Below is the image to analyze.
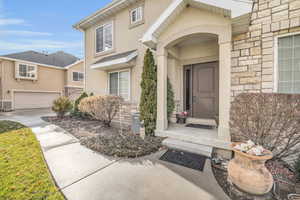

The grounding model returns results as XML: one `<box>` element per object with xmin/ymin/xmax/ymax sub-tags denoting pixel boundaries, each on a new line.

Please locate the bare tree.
<box><xmin>230</xmin><ymin>93</ymin><xmax>300</xmax><ymax>160</ymax></box>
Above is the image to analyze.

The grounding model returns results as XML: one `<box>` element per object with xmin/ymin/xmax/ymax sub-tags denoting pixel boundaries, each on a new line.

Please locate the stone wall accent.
<box><xmin>0</xmin><ymin>101</ymin><xmax>12</xmax><ymax>112</ymax></box>
<box><xmin>231</xmin><ymin>0</ymin><xmax>300</xmax><ymax>99</ymax></box>
<box><xmin>112</xmin><ymin>102</ymin><xmax>138</xmax><ymax>127</ymax></box>
<box><xmin>64</xmin><ymin>87</ymin><xmax>83</xmax><ymax>101</ymax></box>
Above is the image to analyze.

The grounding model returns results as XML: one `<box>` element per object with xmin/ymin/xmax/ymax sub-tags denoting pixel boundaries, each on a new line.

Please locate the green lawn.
<box><xmin>0</xmin><ymin>121</ymin><xmax>65</xmax><ymax>200</ymax></box>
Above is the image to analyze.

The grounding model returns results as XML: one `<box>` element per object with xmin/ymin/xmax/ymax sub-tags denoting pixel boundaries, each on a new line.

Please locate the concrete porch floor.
<box><xmin>156</xmin><ymin>123</ymin><xmax>231</xmax><ymax>150</ymax></box>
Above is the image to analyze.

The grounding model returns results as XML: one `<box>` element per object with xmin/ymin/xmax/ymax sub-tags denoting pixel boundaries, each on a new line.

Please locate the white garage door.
<box><xmin>14</xmin><ymin>92</ymin><xmax>60</xmax><ymax>109</ymax></box>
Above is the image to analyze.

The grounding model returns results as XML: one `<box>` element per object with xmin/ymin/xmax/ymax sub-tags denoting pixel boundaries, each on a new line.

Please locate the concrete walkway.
<box><xmin>0</xmin><ymin>109</ymin><xmax>230</xmax><ymax>200</ymax></box>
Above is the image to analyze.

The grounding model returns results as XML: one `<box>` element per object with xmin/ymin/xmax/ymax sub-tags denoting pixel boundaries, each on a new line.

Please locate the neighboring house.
<box><xmin>74</xmin><ymin>0</ymin><xmax>300</xmax><ymax>150</ymax></box>
<box><xmin>0</xmin><ymin>51</ymin><xmax>84</xmax><ymax>111</ymax></box>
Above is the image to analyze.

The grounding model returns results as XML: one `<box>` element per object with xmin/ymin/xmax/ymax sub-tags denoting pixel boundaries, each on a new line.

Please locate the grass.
<box><xmin>0</xmin><ymin>120</ymin><xmax>65</xmax><ymax>200</ymax></box>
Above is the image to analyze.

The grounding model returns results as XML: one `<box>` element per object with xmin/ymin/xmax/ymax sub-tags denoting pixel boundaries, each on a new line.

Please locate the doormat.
<box><xmin>160</xmin><ymin>149</ymin><xmax>207</xmax><ymax>171</ymax></box>
<box><xmin>186</xmin><ymin>123</ymin><xmax>214</xmax><ymax>129</ymax></box>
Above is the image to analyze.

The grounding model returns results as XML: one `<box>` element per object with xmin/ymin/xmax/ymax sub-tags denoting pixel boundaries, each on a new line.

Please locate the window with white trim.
<box><xmin>109</xmin><ymin>70</ymin><xmax>130</xmax><ymax>100</ymax></box>
<box><xmin>17</xmin><ymin>63</ymin><xmax>37</xmax><ymax>79</ymax></box>
<box><xmin>278</xmin><ymin>34</ymin><xmax>300</xmax><ymax>93</ymax></box>
<box><xmin>72</xmin><ymin>72</ymin><xmax>84</xmax><ymax>82</ymax></box>
<box><xmin>96</xmin><ymin>22</ymin><xmax>113</xmax><ymax>53</ymax></box>
<box><xmin>130</xmin><ymin>6</ymin><xmax>143</xmax><ymax>24</ymax></box>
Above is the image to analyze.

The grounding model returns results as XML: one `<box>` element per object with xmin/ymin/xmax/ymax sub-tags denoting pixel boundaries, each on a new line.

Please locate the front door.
<box><xmin>192</xmin><ymin>62</ymin><xmax>219</xmax><ymax>119</ymax></box>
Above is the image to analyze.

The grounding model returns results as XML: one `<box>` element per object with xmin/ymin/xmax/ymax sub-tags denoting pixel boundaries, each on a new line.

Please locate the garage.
<box><xmin>14</xmin><ymin>91</ymin><xmax>61</xmax><ymax>109</ymax></box>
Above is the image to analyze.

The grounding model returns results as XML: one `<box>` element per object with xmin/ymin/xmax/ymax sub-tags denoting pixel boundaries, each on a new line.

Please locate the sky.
<box><xmin>0</xmin><ymin>0</ymin><xmax>112</xmax><ymax>58</ymax></box>
<box><xmin>0</xmin><ymin>0</ymin><xmax>251</xmax><ymax>59</ymax></box>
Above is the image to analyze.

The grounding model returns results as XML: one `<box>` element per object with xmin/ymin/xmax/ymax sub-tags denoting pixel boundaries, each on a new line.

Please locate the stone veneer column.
<box><xmin>156</xmin><ymin>48</ymin><xmax>168</xmax><ymax>131</ymax></box>
<box><xmin>219</xmin><ymin>41</ymin><xmax>232</xmax><ymax>141</ymax></box>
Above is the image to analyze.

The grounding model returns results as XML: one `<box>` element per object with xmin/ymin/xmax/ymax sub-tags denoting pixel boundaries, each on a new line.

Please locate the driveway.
<box><xmin>0</xmin><ymin>109</ymin><xmax>230</xmax><ymax>200</ymax></box>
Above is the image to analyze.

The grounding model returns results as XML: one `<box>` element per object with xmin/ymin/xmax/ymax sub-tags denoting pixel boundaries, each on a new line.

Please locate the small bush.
<box><xmin>71</xmin><ymin>92</ymin><xmax>89</xmax><ymax>117</ymax></box>
<box><xmin>230</xmin><ymin>93</ymin><xmax>300</xmax><ymax>160</ymax></box>
<box><xmin>78</xmin><ymin>95</ymin><xmax>123</xmax><ymax>127</ymax></box>
<box><xmin>52</xmin><ymin>96</ymin><xmax>72</xmax><ymax>118</ymax></box>
<box><xmin>294</xmin><ymin>155</ymin><xmax>300</xmax><ymax>182</ymax></box>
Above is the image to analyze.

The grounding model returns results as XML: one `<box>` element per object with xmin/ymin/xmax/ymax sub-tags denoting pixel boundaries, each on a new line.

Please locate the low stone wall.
<box><xmin>0</xmin><ymin>100</ymin><xmax>12</xmax><ymax>112</ymax></box>
<box><xmin>112</xmin><ymin>102</ymin><xmax>138</xmax><ymax>127</ymax></box>
<box><xmin>65</xmin><ymin>87</ymin><xmax>83</xmax><ymax>101</ymax></box>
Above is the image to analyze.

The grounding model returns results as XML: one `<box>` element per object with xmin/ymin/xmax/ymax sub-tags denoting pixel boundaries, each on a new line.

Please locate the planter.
<box><xmin>176</xmin><ymin>114</ymin><xmax>187</xmax><ymax>124</ymax></box>
<box><xmin>228</xmin><ymin>142</ymin><xmax>274</xmax><ymax>195</ymax></box>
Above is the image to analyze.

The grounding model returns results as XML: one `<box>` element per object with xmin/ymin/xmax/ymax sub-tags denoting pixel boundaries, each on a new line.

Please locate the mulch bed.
<box><xmin>211</xmin><ymin>150</ymin><xmax>298</xmax><ymax>200</ymax></box>
<box><xmin>42</xmin><ymin>116</ymin><xmax>164</xmax><ymax>158</ymax></box>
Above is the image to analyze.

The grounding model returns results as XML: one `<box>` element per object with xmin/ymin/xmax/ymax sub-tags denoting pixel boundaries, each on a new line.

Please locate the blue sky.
<box><xmin>0</xmin><ymin>0</ymin><xmax>112</xmax><ymax>58</ymax></box>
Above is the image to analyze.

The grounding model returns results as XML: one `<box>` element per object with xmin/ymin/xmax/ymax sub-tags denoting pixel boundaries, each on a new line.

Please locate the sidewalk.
<box><xmin>0</xmin><ymin>109</ymin><xmax>230</xmax><ymax>200</ymax></box>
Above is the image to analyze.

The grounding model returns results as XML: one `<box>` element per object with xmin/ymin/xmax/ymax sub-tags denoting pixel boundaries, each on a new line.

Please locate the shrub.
<box><xmin>71</xmin><ymin>92</ymin><xmax>89</xmax><ymax>117</ymax></box>
<box><xmin>78</xmin><ymin>95</ymin><xmax>123</xmax><ymax>127</ymax></box>
<box><xmin>294</xmin><ymin>155</ymin><xmax>300</xmax><ymax>182</ymax></box>
<box><xmin>140</xmin><ymin>49</ymin><xmax>157</xmax><ymax>136</ymax></box>
<box><xmin>167</xmin><ymin>77</ymin><xmax>175</xmax><ymax>121</ymax></box>
<box><xmin>52</xmin><ymin>96</ymin><xmax>73</xmax><ymax>118</ymax></box>
<box><xmin>230</xmin><ymin>93</ymin><xmax>300</xmax><ymax>160</ymax></box>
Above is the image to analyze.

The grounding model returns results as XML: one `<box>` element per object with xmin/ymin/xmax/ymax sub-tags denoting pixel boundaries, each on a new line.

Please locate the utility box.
<box><xmin>131</xmin><ymin>112</ymin><xmax>140</xmax><ymax>135</ymax></box>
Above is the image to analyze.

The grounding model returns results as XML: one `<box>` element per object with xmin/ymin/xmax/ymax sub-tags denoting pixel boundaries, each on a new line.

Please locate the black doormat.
<box><xmin>160</xmin><ymin>149</ymin><xmax>207</xmax><ymax>171</ymax></box>
<box><xmin>186</xmin><ymin>123</ymin><xmax>214</xmax><ymax>129</ymax></box>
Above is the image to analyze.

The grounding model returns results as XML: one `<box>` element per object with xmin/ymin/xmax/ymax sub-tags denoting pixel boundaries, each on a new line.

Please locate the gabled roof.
<box><xmin>1</xmin><ymin>51</ymin><xmax>80</xmax><ymax>68</ymax></box>
<box><xmin>141</xmin><ymin>0</ymin><xmax>252</xmax><ymax>48</ymax></box>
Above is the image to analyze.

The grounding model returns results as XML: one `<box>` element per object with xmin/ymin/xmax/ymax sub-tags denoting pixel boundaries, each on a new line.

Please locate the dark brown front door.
<box><xmin>192</xmin><ymin>62</ymin><xmax>219</xmax><ymax>119</ymax></box>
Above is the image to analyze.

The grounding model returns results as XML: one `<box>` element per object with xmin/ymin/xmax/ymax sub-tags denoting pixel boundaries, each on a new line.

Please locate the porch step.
<box><xmin>162</xmin><ymin>138</ymin><xmax>213</xmax><ymax>157</ymax></box>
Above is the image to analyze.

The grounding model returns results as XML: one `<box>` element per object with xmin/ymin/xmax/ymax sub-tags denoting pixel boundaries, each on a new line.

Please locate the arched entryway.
<box><xmin>155</xmin><ymin>26</ymin><xmax>232</xmax><ymax>143</ymax></box>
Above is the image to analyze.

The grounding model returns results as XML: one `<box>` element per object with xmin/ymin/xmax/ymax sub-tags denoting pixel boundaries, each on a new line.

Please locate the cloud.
<box><xmin>0</xmin><ymin>18</ymin><xmax>26</xmax><ymax>26</ymax></box>
<box><xmin>0</xmin><ymin>39</ymin><xmax>82</xmax><ymax>51</ymax></box>
<box><xmin>0</xmin><ymin>30</ymin><xmax>52</xmax><ymax>36</ymax></box>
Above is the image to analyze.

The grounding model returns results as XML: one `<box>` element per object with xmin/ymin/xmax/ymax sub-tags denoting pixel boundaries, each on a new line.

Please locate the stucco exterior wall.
<box><xmin>231</xmin><ymin>0</ymin><xmax>300</xmax><ymax>98</ymax></box>
<box><xmin>66</xmin><ymin>61</ymin><xmax>84</xmax><ymax>87</ymax></box>
<box><xmin>84</xmin><ymin>0</ymin><xmax>173</xmax><ymax>104</ymax></box>
<box><xmin>1</xmin><ymin>59</ymin><xmax>65</xmax><ymax>101</ymax></box>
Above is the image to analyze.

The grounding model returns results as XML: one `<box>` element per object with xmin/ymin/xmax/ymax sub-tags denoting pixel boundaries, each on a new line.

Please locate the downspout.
<box><xmin>0</xmin><ymin>59</ymin><xmax>3</xmax><ymax>109</ymax></box>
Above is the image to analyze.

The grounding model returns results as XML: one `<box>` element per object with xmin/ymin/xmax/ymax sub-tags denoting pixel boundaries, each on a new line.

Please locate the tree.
<box><xmin>140</xmin><ymin>49</ymin><xmax>157</xmax><ymax>136</ymax></box>
<box><xmin>167</xmin><ymin>77</ymin><xmax>175</xmax><ymax>120</ymax></box>
<box><xmin>71</xmin><ymin>92</ymin><xmax>89</xmax><ymax>117</ymax></box>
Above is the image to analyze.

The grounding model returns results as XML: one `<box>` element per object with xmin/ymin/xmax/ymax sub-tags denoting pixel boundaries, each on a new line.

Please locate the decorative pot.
<box><xmin>228</xmin><ymin>142</ymin><xmax>274</xmax><ymax>195</ymax></box>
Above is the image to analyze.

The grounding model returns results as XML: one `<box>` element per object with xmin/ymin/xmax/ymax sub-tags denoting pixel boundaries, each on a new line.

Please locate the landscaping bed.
<box><xmin>0</xmin><ymin>120</ymin><xmax>64</xmax><ymax>200</ymax></box>
<box><xmin>211</xmin><ymin>150</ymin><xmax>297</xmax><ymax>200</ymax></box>
<box><xmin>42</xmin><ymin>116</ymin><xmax>164</xmax><ymax>158</ymax></box>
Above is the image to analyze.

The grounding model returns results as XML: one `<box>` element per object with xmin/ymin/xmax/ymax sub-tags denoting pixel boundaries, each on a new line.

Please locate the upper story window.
<box><xmin>109</xmin><ymin>70</ymin><xmax>130</xmax><ymax>101</ymax></box>
<box><xmin>96</xmin><ymin>22</ymin><xmax>113</xmax><ymax>53</ymax></box>
<box><xmin>130</xmin><ymin>6</ymin><xmax>143</xmax><ymax>24</ymax></box>
<box><xmin>277</xmin><ymin>34</ymin><xmax>300</xmax><ymax>93</ymax></box>
<box><xmin>16</xmin><ymin>63</ymin><xmax>37</xmax><ymax>80</ymax></box>
<box><xmin>73</xmin><ymin>72</ymin><xmax>84</xmax><ymax>82</ymax></box>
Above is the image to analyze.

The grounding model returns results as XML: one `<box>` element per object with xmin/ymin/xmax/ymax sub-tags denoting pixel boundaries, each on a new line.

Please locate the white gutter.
<box><xmin>64</xmin><ymin>59</ymin><xmax>83</xmax><ymax>69</ymax></box>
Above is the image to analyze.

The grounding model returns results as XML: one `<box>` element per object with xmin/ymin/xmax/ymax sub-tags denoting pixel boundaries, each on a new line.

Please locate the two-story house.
<box><xmin>74</xmin><ymin>0</ymin><xmax>300</xmax><ymax>153</ymax></box>
<box><xmin>0</xmin><ymin>51</ymin><xmax>84</xmax><ymax>111</ymax></box>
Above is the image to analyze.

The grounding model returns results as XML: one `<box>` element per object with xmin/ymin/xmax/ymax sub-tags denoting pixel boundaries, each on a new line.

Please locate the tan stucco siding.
<box><xmin>1</xmin><ymin>59</ymin><xmax>65</xmax><ymax>100</ymax></box>
<box><xmin>66</xmin><ymin>61</ymin><xmax>84</xmax><ymax>87</ymax></box>
<box><xmin>157</xmin><ymin>7</ymin><xmax>232</xmax><ymax>46</ymax></box>
<box><xmin>84</xmin><ymin>0</ymin><xmax>173</xmax><ymax>103</ymax></box>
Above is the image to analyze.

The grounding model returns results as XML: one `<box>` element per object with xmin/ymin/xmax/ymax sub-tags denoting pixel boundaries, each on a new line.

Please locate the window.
<box><xmin>277</xmin><ymin>34</ymin><xmax>300</xmax><ymax>93</ymax></box>
<box><xmin>130</xmin><ymin>6</ymin><xmax>143</xmax><ymax>24</ymax></box>
<box><xmin>109</xmin><ymin>70</ymin><xmax>130</xmax><ymax>100</ymax></box>
<box><xmin>73</xmin><ymin>72</ymin><xmax>84</xmax><ymax>81</ymax></box>
<box><xmin>96</xmin><ymin>22</ymin><xmax>113</xmax><ymax>53</ymax></box>
<box><xmin>17</xmin><ymin>63</ymin><xmax>37</xmax><ymax>79</ymax></box>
